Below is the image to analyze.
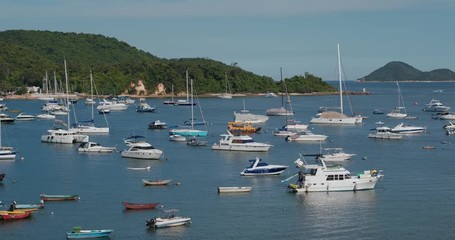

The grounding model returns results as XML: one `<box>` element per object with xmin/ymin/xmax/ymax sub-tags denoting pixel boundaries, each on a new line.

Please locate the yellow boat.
<box><xmin>227</xmin><ymin>122</ymin><xmax>261</xmax><ymax>135</ymax></box>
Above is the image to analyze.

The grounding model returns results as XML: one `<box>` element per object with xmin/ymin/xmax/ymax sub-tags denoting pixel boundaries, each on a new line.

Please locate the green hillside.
<box><xmin>359</xmin><ymin>61</ymin><xmax>455</xmax><ymax>81</ymax></box>
<box><xmin>0</xmin><ymin>30</ymin><xmax>335</xmax><ymax>95</ymax></box>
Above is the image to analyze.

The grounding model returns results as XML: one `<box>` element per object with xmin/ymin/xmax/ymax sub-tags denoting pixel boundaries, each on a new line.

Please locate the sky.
<box><xmin>1</xmin><ymin>0</ymin><xmax>454</xmax><ymax>81</ymax></box>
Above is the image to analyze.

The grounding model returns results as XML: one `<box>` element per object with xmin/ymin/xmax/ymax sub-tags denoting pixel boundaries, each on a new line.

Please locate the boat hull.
<box><xmin>147</xmin><ymin>217</ymin><xmax>192</xmax><ymax>228</ymax></box>
<box><xmin>169</xmin><ymin>129</ymin><xmax>208</xmax><ymax>137</ymax></box>
<box><xmin>0</xmin><ymin>211</ymin><xmax>32</xmax><ymax>220</ymax></box>
<box><xmin>310</xmin><ymin>116</ymin><xmax>362</xmax><ymax>125</ymax></box>
<box><xmin>40</xmin><ymin>194</ymin><xmax>80</xmax><ymax>201</ymax></box>
<box><xmin>122</xmin><ymin>202</ymin><xmax>159</xmax><ymax>210</ymax></box>
<box><xmin>240</xmin><ymin>167</ymin><xmax>287</xmax><ymax>176</ymax></box>
<box><xmin>211</xmin><ymin>144</ymin><xmax>271</xmax><ymax>152</ymax></box>
<box><xmin>142</xmin><ymin>179</ymin><xmax>172</xmax><ymax>186</ymax></box>
<box><xmin>121</xmin><ymin>150</ymin><xmax>163</xmax><ymax>160</ymax></box>
<box><xmin>290</xmin><ymin>178</ymin><xmax>380</xmax><ymax>192</ymax></box>
<box><xmin>218</xmin><ymin>186</ymin><xmax>252</xmax><ymax>193</ymax></box>
<box><xmin>66</xmin><ymin>229</ymin><xmax>113</xmax><ymax>239</ymax></box>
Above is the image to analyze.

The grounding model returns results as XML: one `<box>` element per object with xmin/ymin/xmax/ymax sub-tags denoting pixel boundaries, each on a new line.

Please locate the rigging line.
<box><xmin>92</xmin><ymin>71</ymin><xmax>109</xmax><ymax>127</ymax></box>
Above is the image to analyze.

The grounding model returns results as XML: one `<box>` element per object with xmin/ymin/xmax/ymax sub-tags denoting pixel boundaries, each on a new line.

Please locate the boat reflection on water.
<box><xmin>293</xmin><ymin>191</ymin><xmax>381</xmax><ymax>238</ymax></box>
<box><xmin>294</xmin><ymin>191</ymin><xmax>380</xmax><ymax>208</ymax></box>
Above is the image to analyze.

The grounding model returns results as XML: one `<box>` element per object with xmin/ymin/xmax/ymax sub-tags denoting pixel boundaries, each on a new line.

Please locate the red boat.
<box><xmin>0</xmin><ymin>210</ymin><xmax>32</xmax><ymax>220</ymax></box>
<box><xmin>122</xmin><ymin>202</ymin><xmax>160</xmax><ymax>210</ymax></box>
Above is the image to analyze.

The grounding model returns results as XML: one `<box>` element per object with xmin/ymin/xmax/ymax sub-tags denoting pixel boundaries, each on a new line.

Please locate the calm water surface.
<box><xmin>1</xmin><ymin>82</ymin><xmax>455</xmax><ymax>239</ymax></box>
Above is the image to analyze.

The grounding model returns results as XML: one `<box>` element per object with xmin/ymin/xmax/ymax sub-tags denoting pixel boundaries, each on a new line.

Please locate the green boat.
<box><xmin>40</xmin><ymin>194</ymin><xmax>80</xmax><ymax>201</ymax></box>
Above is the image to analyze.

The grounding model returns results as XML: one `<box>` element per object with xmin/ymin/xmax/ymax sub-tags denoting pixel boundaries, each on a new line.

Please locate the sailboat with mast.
<box><xmin>41</xmin><ymin>60</ymin><xmax>89</xmax><ymax>144</ymax></box>
<box><xmin>310</xmin><ymin>44</ymin><xmax>363</xmax><ymax>125</ymax></box>
<box><xmin>266</xmin><ymin>68</ymin><xmax>294</xmax><ymax>116</ymax></box>
<box><xmin>174</xmin><ymin>70</ymin><xmax>196</xmax><ymax>106</ymax></box>
<box><xmin>0</xmin><ymin>120</ymin><xmax>16</xmax><ymax>160</ymax></box>
<box><xmin>163</xmin><ymin>84</ymin><xmax>176</xmax><ymax>105</ymax></box>
<box><xmin>71</xmin><ymin>71</ymin><xmax>109</xmax><ymax>133</ymax></box>
<box><xmin>169</xmin><ymin>78</ymin><xmax>208</xmax><ymax>137</ymax></box>
<box><xmin>218</xmin><ymin>72</ymin><xmax>233</xmax><ymax>99</ymax></box>
<box><xmin>386</xmin><ymin>81</ymin><xmax>415</xmax><ymax>119</ymax></box>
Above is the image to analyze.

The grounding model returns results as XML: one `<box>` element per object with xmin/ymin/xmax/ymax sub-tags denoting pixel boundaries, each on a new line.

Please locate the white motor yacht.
<box><xmin>41</xmin><ymin>129</ymin><xmax>89</xmax><ymax>144</ymax></box>
<box><xmin>121</xmin><ymin>142</ymin><xmax>163</xmax><ymax>160</ymax></box>
<box><xmin>319</xmin><ymin>148</ymin><xmax>356</xmax><ymax>162</ymax></box>
<box><xmin>15</xmin><ymin>112</ymin><xmax>35</xmax><ymax>121</ymax></box>
<box><xmin>212</xmin><ymin>131</ymin><xmax>272</xmax><ymax>152</ymax></box>
<box><xmin>285</xmin><ymin>131</ymin><xmax>328</xmax><ymax>142</ymax></box>
<box><xmin>368</xmin><ymin>126</ymin><xmax>404</xmax><ymax>139</ymax></box>
<box><xmin>422</xmin><ymin>99</ymin><xmax>450</xmax><ymax>112</ymax></box>
<box><xmin>390</xmin><ymin>123</ymin><xmax>426</xmax><ymax>134</ymax></box>
<box><xmin>146</xmin><ymin>210</ymin><xmax>191</xmax><ymax>228</ymax></box>
<box><xmin>287</xmin><ymin>154</ymin><xmax>384</xmax><ymax>192</ymax></box>
<box><xmin>78</xmin><ymin>142</ymin><xmax>116</xmax><ymax>153</ymax></box>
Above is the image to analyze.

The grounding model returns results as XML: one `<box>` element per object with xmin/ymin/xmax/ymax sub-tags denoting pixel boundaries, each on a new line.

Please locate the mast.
<box><xmin>90</xmin><ymin>70</ymin><xmax>94</xmax><ymax>121</ymax></box>
<box><xmin>190</xmin><ymin>78</ymin><xmax>194</xmax><ymax>129</ymax></box>
<box><xmin>53</xmin><ymin>71</ymin><xmax>58</xmax><ymax>95</ymax></box>
<box><xmin>64</xmin><ymin>59</ymin><xmax>70</xmax><ymax>130</ymax></box>
<box><xmin>185</xmin><ymin>70</ymin><xmax>189</xmax><ymax>102</ymax></box>
<box><xmin>337</xmin><ymin>43</ymin><xmax>343</xmax><ymax>114</ymax></box>
<box><xmin>280</xmin><ymin>70</ymin><xmax>284</xmax><ymax>108</ymax></box>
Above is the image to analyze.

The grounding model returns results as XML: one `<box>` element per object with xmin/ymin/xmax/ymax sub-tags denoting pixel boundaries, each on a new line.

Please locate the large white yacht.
<box><xmin>390</xmin><ymin>123</ymin><xmax>426</xmax><ymax>134</ymax></box>
<box><xmin>422</xmin><ymin>99</ymin><xmax>450</xmax><ymax>112</ymax></box>
<box><xmin>212</xmin><ymin>131</ymin><xmax>272</xmax><ymax>152</ymax></box>
<box><xmin>287</xmin><ymin>154</ymin><xmax>384</xmax><ymax>192</ymax></box>
<box><xmin>41</xmin><ymin>128</ymin><xmax>89</xmax><ymax>144</ymax></box>
<box><xmin>368</xmin><ymin>126</ymin><xmax>404</xmax><ymax>139</ymax></box>
<box><xmin>121</xmin><ymin>141</ymin><xmax>163</xmax><ymax>160</ymax></box>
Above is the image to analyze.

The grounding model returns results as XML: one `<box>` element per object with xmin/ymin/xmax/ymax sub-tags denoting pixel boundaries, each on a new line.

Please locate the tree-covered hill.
<box><xmin>0</xmin><ymin>30</ymin><xmax>336</xmax><ymax>95</ymax></box>
<box><xmin>359</xmin><ymin>61</ymin><xmax>455</xmax><ymax>81</ymax></box>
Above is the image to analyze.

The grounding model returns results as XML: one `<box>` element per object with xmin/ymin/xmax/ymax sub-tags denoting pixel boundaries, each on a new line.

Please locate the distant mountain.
<box><xmin>358</xmin><ymin>61</ymin><xmax>455</xmax><ymax>81</ymax></box>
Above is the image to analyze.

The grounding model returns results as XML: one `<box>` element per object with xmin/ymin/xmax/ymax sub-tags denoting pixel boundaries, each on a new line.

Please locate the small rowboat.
<box><xmin>66</xmin><ymin>228</ymin><xmax>113</xmax><ymax>239</ymax></box>
<box><xmin>122</xmin><ymin>202</ymin><xmax>160</xmax><ymax>210</ymax></box>
<box><xmin>127</xmin><ymin>166</ymin><xmax>151</xmax><ymax>171</ymax></box>
<box><xmin>0</xmin><ymin>210</ymin><xmax>32</xmax><ymax>220</ymax></box>
<box><xmin>40</xmin><ymin>194</ymin><xmax>80</xmax><ymax>201</ymax></box>
<box><xmin>218</xmin><ymin>186</ymin><xmax>252</xmax><ymax>193</ymax></box>
<box><xmin>142</xmin><ymin>179</ymin><xmax>172</xmax><ymax>186</ymax></box>
<box><xmin>422</xmin><ymin>145</ymin><xmax>436</xmax><ymax>150</ymax></box>
<box><xmin>15</xmin><ymin>202</ymin><xmax>45</xmax><ymax>210</ymax></box>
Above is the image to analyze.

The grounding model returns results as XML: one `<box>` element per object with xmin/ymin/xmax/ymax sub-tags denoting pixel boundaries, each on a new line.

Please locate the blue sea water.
<box><xmin>1</xmin><ymin>81</ymin><xmax>455</xmax><ymax>239</ymax></box>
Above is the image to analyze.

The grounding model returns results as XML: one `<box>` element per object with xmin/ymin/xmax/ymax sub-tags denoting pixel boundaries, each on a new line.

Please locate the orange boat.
<box><xmin>227</xmin><ymin>122</ymin><xmax>261</xmax><ymax>135</ymax></box>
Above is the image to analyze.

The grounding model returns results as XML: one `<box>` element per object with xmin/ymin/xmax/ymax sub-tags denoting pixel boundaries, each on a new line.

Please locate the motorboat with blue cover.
<box><xmin>240</xmin><ymin>157</ymin><xmax>288</xmax><ymax>176</ymax></box>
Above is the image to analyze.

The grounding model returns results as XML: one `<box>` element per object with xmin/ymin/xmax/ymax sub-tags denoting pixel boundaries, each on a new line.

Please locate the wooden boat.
<box><xmin>122</xmin><ymin>201</ymin><xmax>160</xmax><ymax>210</ymax></box>
<box><xmin>0</xmin><ymin>210</ymin><xmax>32</xmax><ymax>220</ymax></box>
<box><xmin>66</xmin><ymin>228</ymin><xmax>113</xmax><ymax>239</ymax></box>
<box><xmin>217</xmin><ymin>186</ymin><xmax>252</xmax><ymax>193</ymax></box>
<box><xmin>40</xmin><ymin>194</ymin><xmax>80</xmax><ymax>201</ymax></box>
<box><xmin>142</xmin><ymin>179</ymin><xmax>172</xmax><ymax>186</ymax></box>
<box><xmin>127</xmin><ymin>166</ymin><xmax>151</xmax><ymax>171</ymax></box>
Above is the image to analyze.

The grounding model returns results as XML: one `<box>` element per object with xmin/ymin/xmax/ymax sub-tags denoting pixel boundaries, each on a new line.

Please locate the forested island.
<box><xmin>0</xmin><ymin>30</ymin><xmax>336</xmax><ymax>96</ymax></box>
<box><xmin>359</xmin><ymin>61</ymin><xmax>455</xmax><ymax>82</ymax></box>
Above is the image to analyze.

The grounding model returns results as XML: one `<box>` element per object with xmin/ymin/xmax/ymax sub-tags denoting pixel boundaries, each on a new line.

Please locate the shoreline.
<box><xmin>2</xmin><ymin>91</ymin><xmax>370</xmax><ymax>100</ymax></box>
